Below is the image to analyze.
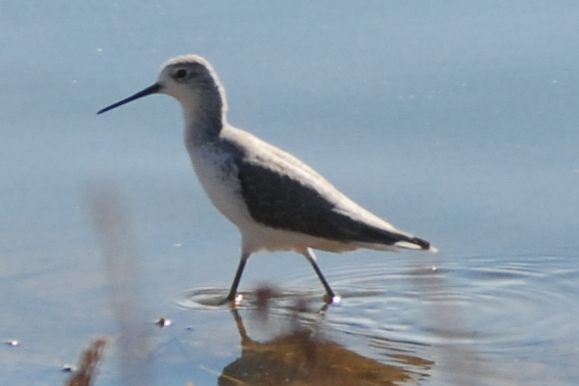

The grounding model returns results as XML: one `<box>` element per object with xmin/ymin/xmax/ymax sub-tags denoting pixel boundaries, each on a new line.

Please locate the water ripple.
<box><xmin>174</xmin><ymin>252</ymin><xmax>579</xmax><ymax>384</ymax></box>
<box><xmin>175</xmin><ymin>253</ymin><xmax>579</xmax><ymax>348</ymax></box>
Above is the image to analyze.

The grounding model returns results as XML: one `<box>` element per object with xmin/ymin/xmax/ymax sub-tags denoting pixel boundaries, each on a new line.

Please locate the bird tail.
<box><xmin>394</xmin><ymin>237</ymin><xmax>438</xmax><ymax>253</ymax></box>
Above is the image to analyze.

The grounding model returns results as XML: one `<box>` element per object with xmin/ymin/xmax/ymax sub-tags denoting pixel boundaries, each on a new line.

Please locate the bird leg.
<box><xmin>303</xmin><ymin>248</ymin><xmax>337</xmax><ymax>303</ymax></box>
<box><xmin>225</xmin><ymin>251</ymin><xmax>250</xmax><ymax>302</ymax></box>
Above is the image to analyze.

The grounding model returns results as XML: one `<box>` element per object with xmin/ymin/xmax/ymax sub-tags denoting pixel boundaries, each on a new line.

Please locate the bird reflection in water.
<box><xmin>219</xmin><ymin>289</ymin><xmax>432</xmax><ymax>386</ymax></box>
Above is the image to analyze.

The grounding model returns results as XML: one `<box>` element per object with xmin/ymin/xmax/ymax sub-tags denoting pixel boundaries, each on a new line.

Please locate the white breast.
<box><xmin>189</xmin><ymin>143</ymin><xmax>252</xmax><ymax>229</ymax></box>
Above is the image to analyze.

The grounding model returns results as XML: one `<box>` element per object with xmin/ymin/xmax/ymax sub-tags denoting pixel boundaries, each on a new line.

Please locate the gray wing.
<box><xmin>235</xmin><ymin>153</ymin><xmax>430</xmax><ymax>250</ymax></box>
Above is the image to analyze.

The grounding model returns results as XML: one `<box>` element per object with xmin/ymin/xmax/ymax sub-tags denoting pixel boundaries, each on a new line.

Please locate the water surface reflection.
<box><xmin>219</xmin><ymin>303</ymin><xmax>432</xmax><ymax>386</ymax></box>
<box><xmin>179</xmin><ymin>250</ymin><xmax>579</xmax><ymax>385</ymax></box>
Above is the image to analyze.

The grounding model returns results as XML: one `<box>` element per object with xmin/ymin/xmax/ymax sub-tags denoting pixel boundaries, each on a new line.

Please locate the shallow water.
<box><xmin>172</xmin><ymin>248</ymin><xmax>579</xmax><ymax>385</ymax></box>
<box><xmin>2</xmin><ymin>1</ymin><xmax>579</xmax><ymax>385</ymax></box>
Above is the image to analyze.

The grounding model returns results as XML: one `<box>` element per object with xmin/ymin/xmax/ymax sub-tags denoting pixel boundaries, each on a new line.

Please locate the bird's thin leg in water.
<box><xmin>303</xmin><ymin>248</ymin><xmax>336</xmax><ymax>302</ymax></box>
<box><xmin>226</xmin><ymin>251</ymin><xmax>251</xmax><ymax>302</ymax></box>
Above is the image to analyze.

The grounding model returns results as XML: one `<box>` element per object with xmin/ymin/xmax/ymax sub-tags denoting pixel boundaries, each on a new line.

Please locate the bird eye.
<box><xmin>175</xmin><ymin>69</ymin><xmax>188</xmax><ymax>80</ymax></box>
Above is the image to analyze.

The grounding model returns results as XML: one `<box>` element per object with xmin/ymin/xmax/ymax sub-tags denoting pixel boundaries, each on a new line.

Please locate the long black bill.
<box><xmin>97</xmin><ymin>83</ymin><xmax>162</xmax><ymax>115</ymax></box>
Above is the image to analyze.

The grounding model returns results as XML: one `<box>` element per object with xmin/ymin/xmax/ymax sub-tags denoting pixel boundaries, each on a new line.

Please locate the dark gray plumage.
<box><xmin>237</xmin><ymin>160</ymin><xmax>430</xmax><ymax>249</ymax></box>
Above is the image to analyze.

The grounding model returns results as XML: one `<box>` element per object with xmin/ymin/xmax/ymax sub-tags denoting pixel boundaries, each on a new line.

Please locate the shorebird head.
<box><xmin>97</xmin><ymin>55</ymin><xmax>228</xmax><ymax>120</ymax></box>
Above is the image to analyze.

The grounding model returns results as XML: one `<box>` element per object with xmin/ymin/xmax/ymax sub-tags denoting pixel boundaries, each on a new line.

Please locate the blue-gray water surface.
<box><xmin>1</xmin><ymin>1</ymin><xmax>578</xmax><ymax>385</ymax></box>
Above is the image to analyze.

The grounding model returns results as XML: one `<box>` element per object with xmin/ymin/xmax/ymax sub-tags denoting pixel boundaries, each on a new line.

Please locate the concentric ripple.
<box><xmin>174</xmin><ymin>252</ymin><xmax>579</xmax><ymax>383</ymax></box>
<box><xmin>175</xmin><ymin>253</ymin><xmax>579</xmax><ymax>349</ymax></box>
